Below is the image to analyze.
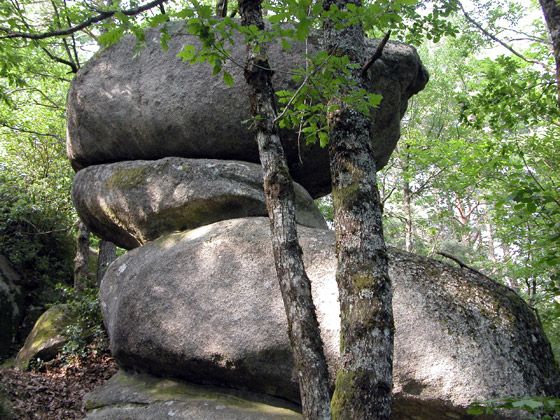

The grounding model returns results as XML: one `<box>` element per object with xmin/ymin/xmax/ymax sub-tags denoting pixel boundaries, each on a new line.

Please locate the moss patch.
<box><xmin>104</xmin><ymin>163</ymin><xmax>163</xmax><ymax>191</ymax></box>
<box><xmin>14</xmin><ymin>305</ymin><xmax>76</xmax><ymax>370</ymax></box>
<box><xmin>85</xmin><ymin>371</ymin><xmax>302</xmax><ymax>418</ymax></box>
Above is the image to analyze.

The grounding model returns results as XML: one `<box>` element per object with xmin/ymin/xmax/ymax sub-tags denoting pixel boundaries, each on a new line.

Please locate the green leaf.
<box><xmin>223</xmin><ymin>71</ymin><xmax>234</xmax><ymax>86</ymax></box>
<box><xmin>318</xmin><ymin>131</ymin><xmax>329</xmax><ymax>147</ymax></box>
<box><xmin>98</xmin><ymin>28</ymin><xmax>124</xmax><ymax>47</ymax></box>
<box><xmin>212</xmin><ymin>60</ymin><xmax>222</xmax><ymax>76</ymax></box>
<box><xmin>149</xmin><ymin>14</ymin><xmax>169</xmax><ymax>28</ymax></box>
<box><xmin>177</xmin><ymin>45</ymin><xmax>196</xmax><ymax>62</ymax></box>
<box><xmin>466</xmin><ymin>406</ymin><xmax>486</xmax><ymax>415</ymax></box>
<box><xmin>512</xmin><ymin>399</ymin><xmax>543</xmax><ymax>410</ymax></box>
<box><xmin>281</xmin><ymin>38</ymin><xmax>292</xmax><ymax>51</ymax></box>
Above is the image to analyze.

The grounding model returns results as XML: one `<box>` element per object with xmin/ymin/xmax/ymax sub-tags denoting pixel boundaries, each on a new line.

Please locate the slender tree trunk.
<box><xmin>324</xmin><ymin>2</ymin><xmax>394</xmax><ymax>418</ymax></box>
<box><xmin>216</xmin><ymin>0</ymin><xmax>228</xmax><ymax>17</ymax></box>
<box><xmin>238</xmin><ymin>1</ymin><xmax>332</xmax><ymax>418</ymax></box>
<box><xmin>96</xmin><ymin>239</ymin><xmax>116</xmax><ymax>286</ymax></box>
<box><xmin>401</xmin><ymin>145</ymin><xmax>413</xmax><ymax>253</ymax></box>
<box><xmin>74</xmin><ymin>220</ymin><xmax>90</xmax><ymax>293</ymax></box>
<box><xmin>539</xmin><ymin>0</ymin><xmax>560</xmax><ymax>105</ymax></box>
<box><xmin>485</xmin><ymin>204</ymin><xmax>496</xmax><ymax>262</ymax></box>
<box><xmin>403</xmin><ymin>180</ymin><xmax>413</xmax><ymax>253</ymax></box>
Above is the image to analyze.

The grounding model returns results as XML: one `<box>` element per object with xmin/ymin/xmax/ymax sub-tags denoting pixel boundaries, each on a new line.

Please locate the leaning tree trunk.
<box><xmin>539</xmin><ymin>0</ymin><xmax>560</xmax><ymax>105</ymax></box>
<box><xmin>238</xmin><ymin>0</ymin><xmax>332</xmax><ymax>418</ymax></box>
<box><xmin>324</xmin><ymin>1</ymin><xmax>394</xmax><ymax>419</ymax></box>
<box><xmin>74</xmin><ymin>220</ymin><xmax>90</xmax><ymax>293</ymax></box>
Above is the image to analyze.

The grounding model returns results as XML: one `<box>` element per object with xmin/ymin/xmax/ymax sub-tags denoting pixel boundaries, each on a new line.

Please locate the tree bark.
<box><xmin>74</xmin><ymin>220</ymin><xmax>90</xmax><ymax>293</ymax></box>
<box><xmin>238</xmin><ymin>1</ymin><xmax>332</xmax><ymax>418</ymax></box>
<box><xmin>402</xmin><ymin>146</ymin><xmax>413</xmax><ymax>253</ymax></box>
<box><xmin>323</xmin><ymin>2</ymin><xmax>394</xmax><ymax>419</ymax></box>
<box><xmin>404</xmin><ymin>179</ymin><xmax>413</xmax><ymax>252</ymax></box>
<box><xmin>539</xmin><ymin>0</ymin><xmax>560</xmax><ymax>105</ymax></box>
<box><xmin>216</xmin><ymin>0</ymin><xmax>228</xmax><ymax>17</ymax></box>
<box><xmin>96</xmin><ymin>239</ymin><xmax>116</xmax><ymax>286</ymax></box>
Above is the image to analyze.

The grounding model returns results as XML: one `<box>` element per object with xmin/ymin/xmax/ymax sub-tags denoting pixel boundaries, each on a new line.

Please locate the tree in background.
<box><xmin>379</xmin><ymin>0</ymin><xmax>560</xmax><ymax>357</ymax></box>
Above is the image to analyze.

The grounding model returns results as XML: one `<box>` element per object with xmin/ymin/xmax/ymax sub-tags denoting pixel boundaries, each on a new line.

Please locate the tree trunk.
<box><xmin>96</xmin><ymin>239</ymin><xmax>116</xmax><ymax>286</ymax></box>
<box><xmin>400</xmin><ymin>145</ymin><xmax>413</xmax><ymax>253</ymax></box>
<box><xmin>324</xmin><ymin>2</ymin><xmax>394</xmax><ymax>419</ymax></box>
<box><xmin>74</xmin><ymin>220</ymin><xmax>90</xmax><ymax>293</ymax></box>
<box><xmin>216</xmin><ymin>0</ymin><xmax>228</xmax><ymax>17</ymax></box>
<box><xmin>238</xmin><ymin>1</ymin><xmax>332</xmax><ymax>418</ymax></box>
<box><xmin>539</xmin><ymin>0</ymin><xmax>560</xmax><ymax>105</ymax></box>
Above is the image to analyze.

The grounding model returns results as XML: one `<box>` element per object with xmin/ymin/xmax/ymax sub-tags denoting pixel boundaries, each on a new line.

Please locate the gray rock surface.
<box><xmin>66</xmin><ymin>24</ymin><xmax>428</xmax><ymax>198</ymax></box>
<box><xmin>0</xmin><ymin>254</ymin><xmax>22</xmax><ymax>359</ymax></box>
<box><xmin>100</xmin><ymin>217</ymin><xmax>560</xmax><ymax>418</ymax></box>
<box><xmin>72</xmin><ymin>157</ymin><xmax>327</xmax><ymax>249</ymax></box>
<box><xmin>14</xmin><ymin>305</ymin><xmax>76</xmax><ymax>369</ymax></box>
<box><xmin>84</xmin><ymin>371</ymin><xmax>302</xmax><ymax>420</ymax></box>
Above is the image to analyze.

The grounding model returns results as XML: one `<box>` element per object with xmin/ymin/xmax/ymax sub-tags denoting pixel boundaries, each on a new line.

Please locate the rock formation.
<box><xmin>99</xmin><ymin>217</ymin><xmax>560</xmax><ymax>419</ymax></box>
<box><xmin>66</xmin><ymin>24</ymin><xmax>428</xmax><ymax>198</ymax></box>
<box><xmin>84</xmin><ymin>371</ymin><xmax>303</xmax><ymax>420</ymax></box>
<box><xmin>72</xmin><ymin>157</ymin><xmax>327</xmax><ymax>249</ymax></box>
<box><xmin>66</xmin><ymin>24</ymin><xmax>559</xmax><ymax>420</ymax></box>
<box><xmin>14</xmin><ymin>305</ymin><xmax>77</xmax><ymax>370</ymax></box>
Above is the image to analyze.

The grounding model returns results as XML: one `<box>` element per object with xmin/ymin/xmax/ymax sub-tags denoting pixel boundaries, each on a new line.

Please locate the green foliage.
<box><xmin>379</xmin><ymin>0</ymin><xmax>560</xmax><ymax>361</ymax></box>
<box><xmin>0</xmin><ymin>168</ymin><xmax>74</xmax><ymax>297</ymax></box>
<box><xmin>468</xmin><ymin>396</ymin><xmax>560</xmax><ymax>419</ymax></box>
<box><xmin>53</xmin><ymin>283</ymin><xmax>108</xmax><ymax>359</ymax></box>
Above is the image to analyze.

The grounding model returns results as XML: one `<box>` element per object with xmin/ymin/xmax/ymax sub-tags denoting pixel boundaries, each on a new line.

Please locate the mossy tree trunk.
<box><xmin>324</xmin><ymin>0</ymin><xmax>394</xmax><ymax>418</ymax></box>
<box><xmin>239</xmin><ymin>0</ymin><xmax>332</xmax><ymax>418</ymax></box>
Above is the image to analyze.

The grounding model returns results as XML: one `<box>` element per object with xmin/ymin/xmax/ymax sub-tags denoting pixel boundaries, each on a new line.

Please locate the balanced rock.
<box><xmin>72</xmin><ymin>157</ymin><xmax>327</xmax><ymax>249</ymax></box>
<box><xmin>66</xmin><ymin>24</ymin><xmax>428</xmax><ymax>198</ymax></box>
<box><xmin>100</xmin><ymin>218</ymin><xmax>560</xmax><ymax>419</ymax></box>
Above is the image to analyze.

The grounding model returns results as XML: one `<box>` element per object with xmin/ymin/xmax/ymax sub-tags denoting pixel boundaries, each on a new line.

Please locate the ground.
<box><xmin>0</xmin><ymin>351</ymin><xmax>117</xmax><ymax>419</ymax></box>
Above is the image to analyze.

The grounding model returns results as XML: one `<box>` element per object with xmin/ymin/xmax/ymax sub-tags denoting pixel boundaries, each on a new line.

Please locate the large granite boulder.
<box><xmin>72</xmin><ymin>157</ymin><xmax>327</xmax><ymax>249</ymax></box>
<box><xmin>84</xmin><ymin>371</ymin><xmax>302</xmax><ymax>420</ymax></box>
<box><xmin>66</xmin><ymin>24</ymin><xmax>428</xmax><ymax>198</ymax></box>
<box><xmin>100</xmin><ymin>217</ymin><xmax>560</xmax><ymax>419</ymax></box>
<box><xmin>0</xmin><ymin>255</ymin><xmax>23</xmax><ymax>359</ymax></box>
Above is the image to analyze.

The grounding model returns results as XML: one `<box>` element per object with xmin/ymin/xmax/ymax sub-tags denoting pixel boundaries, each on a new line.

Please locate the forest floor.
<box><xmin>0</xmin><ymin>351</ymin><xmax>117</xmax><ymax>420</ymax></box>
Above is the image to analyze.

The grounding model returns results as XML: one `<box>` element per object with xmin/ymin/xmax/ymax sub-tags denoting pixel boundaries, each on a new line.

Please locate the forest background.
<box><xmin>0</xmin><ymin>0</ymin><xmax>558</xmax><ymax>372</ymax></box>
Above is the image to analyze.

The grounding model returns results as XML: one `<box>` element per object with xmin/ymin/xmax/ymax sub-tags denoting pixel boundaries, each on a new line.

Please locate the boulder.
<box><xmin>14</xmin><ymin>305</ymin><xmax>76</xmax><ymax>369</ymax></box>
<box><xmin>0</xmin><ymin>255</ymin><xmax>23</xmax><ymax>359</ymax></box>
<box><xmin>66</xmin><ymin>24</ymin><xmax>428</xmax><ymax>198</ymax></box>
<box><xmin>84</xmin><ymin>371</ymin><xmax>302</xmax><ymax>420</ymax></box>
<box><xmin>72</xmin><ymin>157</ymin><xmax>327</xmax><ymax>249</ymax></box>
<box><xmin>100</xmin><ymin>218</ymin><xmax>560</xmax><ymax>419</ymax></box>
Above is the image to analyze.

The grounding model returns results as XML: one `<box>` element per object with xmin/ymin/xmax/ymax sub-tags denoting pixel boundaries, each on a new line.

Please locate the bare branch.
<box><xmin>0</xmin><ymin>0</ymin><xmax>169</xmax><ymax>40</ymax></box>
<box><xmin>436</xmin><ymin>251</ymin><xmax>487</xmax><ymax>278</ymax></box>
<box><xmin>457</xmin><ymin>1</ymin><xmax>554</xmax><ymax>73</ymax></box>
<box><xmin>0</xmin><ymin>123</ymin><xmax>64</xmax><ymax>144</ymax></box>
<box><xmin>361</xmin><ymin>30</ymin><xmax>390</xmax><ymax>77</ymax></box>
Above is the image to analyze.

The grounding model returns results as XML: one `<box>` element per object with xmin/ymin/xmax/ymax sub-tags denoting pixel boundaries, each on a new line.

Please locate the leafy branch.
<box><xmin>0</xmin><ymin>0</ymin><xmax>169</xmax><ymax>39</ymax></box>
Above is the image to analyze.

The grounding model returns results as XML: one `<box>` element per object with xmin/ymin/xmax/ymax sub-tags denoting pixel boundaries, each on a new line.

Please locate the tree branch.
<box><xmin>436</xmin><ymin>251</ymin><xmax>487</xmax><ymax>278</ymax></box>
<box><xmin>361</xmin><ymin>30</ymin><xmax>391</xmax><ymax>77</ymax></box>
<box><xmin>0</xmin><ymin>0</ymin><xmax>169</xmax><ymax>40</ymax></box>
<box><xmin>457</xmin><ymin>1</ymin><xmax>554</xmax><ymax>73</ymax></box>
<box><xmin>0</xmin><ymin>123</ymin><xmax>63</xmax><ymax>144</ymax></box>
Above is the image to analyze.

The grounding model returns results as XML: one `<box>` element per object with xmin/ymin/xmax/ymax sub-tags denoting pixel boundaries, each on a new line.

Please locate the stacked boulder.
<box><xmin>68</xmin><ymin>24</ymin><xmax>560</xmax><ymax>420</ymax></box>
